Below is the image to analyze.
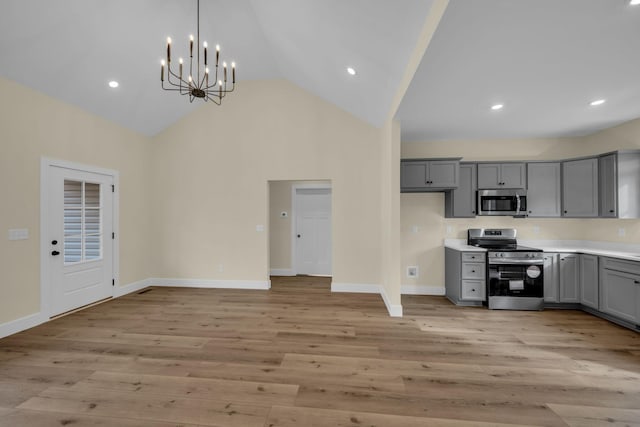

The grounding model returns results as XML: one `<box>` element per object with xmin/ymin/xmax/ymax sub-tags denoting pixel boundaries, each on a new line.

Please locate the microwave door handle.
<box><xmin>515</xmin><ymin>194</ymin><xmax>521</xmax><ymax>214</ymax></box>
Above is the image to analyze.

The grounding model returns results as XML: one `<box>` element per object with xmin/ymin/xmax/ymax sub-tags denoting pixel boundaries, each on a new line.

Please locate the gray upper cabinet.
<box><xmin>527</xmin><ymin>162</ymin><xmax>561</xmax><ymax>217</ymax></box>
<box><xmin>562</xmin><ymin>158</ymin><xmax>599</xmax><ymax>217</ymax></box>
<box><xmin>401</xmin><ymin>159</ymin><xmax>460</xmax><ymax>192</ymax></box>
<box><xmin>579</xmin><ymin>254</ymin><xmax>599</xmax><ymax>309</ymax></box>
<box><xmin>445</xmin><ymin>163</ymin><xmax>477</xmax><ymax>218</ymax></box>
<box><xmin>599</xmin><ymin>152</ymin><xmax>640</xmax><ymax>218</ymax></box>
<box><xmin>477</xmin><ymin>163</ymin><xmax>526</xmax><ymax>189</ymax></box>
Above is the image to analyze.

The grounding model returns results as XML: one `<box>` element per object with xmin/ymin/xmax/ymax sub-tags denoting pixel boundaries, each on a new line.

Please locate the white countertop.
<box><xmin>445</xmin><ymin>239</ymin><xmax>640</xmax><ymax>262</ymax></box>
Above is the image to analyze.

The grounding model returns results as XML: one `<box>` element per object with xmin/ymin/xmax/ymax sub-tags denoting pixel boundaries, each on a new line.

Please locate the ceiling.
<box><xmin>0</xmin><ymin>0</ymin><xmax>432</xmax><ymax>136</ymax></box>
<box><xmin>1</xmin><ymin>1</ymin><xmax>639</xmax><ymax>141</ymax></box>
<box><xmin>396</xmin><ymin>0</ymin><xmax>640</xmax><ymax>142</ymax></box>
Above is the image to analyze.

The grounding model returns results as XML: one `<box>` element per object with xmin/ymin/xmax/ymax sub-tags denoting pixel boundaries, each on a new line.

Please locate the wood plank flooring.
<box><xmin>1</xmin><ymin>276</ymin><xmax>639</xmax><ymax>426</ymax></box>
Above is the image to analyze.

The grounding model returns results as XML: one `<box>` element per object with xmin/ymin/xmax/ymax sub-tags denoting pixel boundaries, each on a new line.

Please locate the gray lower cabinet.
<box><xmin>444</xmin><ymin>163</ymin><xmax>477</xmax><ymax>218</ymax></box>
<box><xmin>599</xmin><ymin>257</ymin><xmax>640</xmax><ymax>324</ymax></box>
<box><xmin>559</xmin><ymin>253</ymin><xmax>580</xmax><ymax>302</ymax></box>
<box><xmin>562</xmin><ymin>157</ymin><xmax>599</xmax><ymax>217</ymax></box>
<box><xmin>579</xmin><ymin>254</ymin><xmax>599</xmax><ymax>309</ymax></box>
<box><xmin>543</xmin><ymin>253</ymin><xmax>560</xmax><ymax>303</ymax></box>
<box><xmin>477</xmin><ymin>163</ymin><xmax>526</xmax><ymax>189</ymax></box>
<box><xmin>445</xmin><ymin>248</ymin><xmax>486</xmax><ymax>306</ymax></box>
<box><xmin>401</xmin><ymin>159</ymin><xmax>460</xmax><ymax>192</ymax></box>
<box><xmin>527</xmin><ymin>162</ymin><xmax>561</xmax><ymax>217</ymax></box>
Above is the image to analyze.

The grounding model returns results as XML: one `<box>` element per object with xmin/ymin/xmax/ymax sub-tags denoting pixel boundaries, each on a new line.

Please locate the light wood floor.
<box><xmin>1</xmin><ymin>276</ymin><xmax>639</xmax><ymax>426</ymax></box>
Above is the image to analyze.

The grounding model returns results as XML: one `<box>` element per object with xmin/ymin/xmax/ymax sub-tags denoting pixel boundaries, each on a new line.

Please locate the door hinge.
<box><xmin>112</xmin><ymin>279</ymin><xmax>115</xmax><ymax>286</ymax></box>
<box><xmin>111</xmin><ymin>184</ymin><xmax>115</xmax><ymax>193</ymax></box>
<box><xmin>112</xmin><ymin>232</ymin><xmax>115</xmax><ymax>239</ymax></box>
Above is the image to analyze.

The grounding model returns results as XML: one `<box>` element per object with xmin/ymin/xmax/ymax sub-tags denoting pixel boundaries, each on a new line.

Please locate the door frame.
<box><xmin>40</xmin><ymin>157</ymin><xmax>119</xmax><ymax>318</ymax></box>
<box><xmin>290</xmin><ymin>182</ymin><xmax>332</xmax><ymax>276</ymax></box>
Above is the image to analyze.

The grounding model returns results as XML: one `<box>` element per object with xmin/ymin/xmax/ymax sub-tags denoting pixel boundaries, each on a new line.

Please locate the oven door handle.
<box><xmin>489</xmin><ymin>259</ymin><xmax>543</xmax><ymax>265</ymax></box>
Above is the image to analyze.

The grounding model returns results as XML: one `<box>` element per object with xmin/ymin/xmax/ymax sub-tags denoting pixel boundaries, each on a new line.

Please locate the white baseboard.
<box><xmin>0</xmin><ymin>312</ymin><xmax>46</xmax><ymax>339</ymax></box>
<box><xmin>401</xmin><ymin>284</ymin><xmax>446</xmax><ymax>295</ymax></box>
<box><xmin>331</xmin><ymin>282</ymin><xmax>380</xmax><ymax>293</ymax></box>
<box><xmin>150</xmin><ymin>278</ymin><xmax>271</xmax><ymax>290</ymax></box>
<box><xmin>270</xmin><ymin>268</ymin><xmax>295</xmax><ymax>276</ymax></box>
<box><xmin>380</xmin><ymin>286</ymin><xmax>403</xmax><ymax>317</ymax></box>
<box><xmin>114</xmin><ymin>278</ymin><xmax>153</xmax><ymax>297</ymax></box>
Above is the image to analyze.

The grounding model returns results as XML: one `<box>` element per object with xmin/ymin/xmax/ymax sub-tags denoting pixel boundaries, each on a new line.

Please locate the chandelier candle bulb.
<box><xmin>167</xmin><ymin>37</ymin><xmax>171</xmax><ymax>62</ymax></box>
<box><xmin>223</xmin><ymin>62</ymin><xmax>227</xmax><ymax>82</ymax></box>
<box><xmin>216</xmin><ymin>44</ymin><xmax>220</xmax><ymax>66</ymax></box>
<box><xmin>232</xmin><ymin>62</ymin><xmax>235</xmax><ymax>83</ymax></box>
<box><xmin>189</xmin><ymin>35</ymin><xmax>194</xmax><ymax>57</ymax></box>
<box><xmin>160</xmin><ymin>60</ymin><xmax>164</xmax><ymax>81</ymax></box>
<box><xmin>179</xmin><ymin>58</ymin><xmax>183</xmax><ymax>78</ymax></box>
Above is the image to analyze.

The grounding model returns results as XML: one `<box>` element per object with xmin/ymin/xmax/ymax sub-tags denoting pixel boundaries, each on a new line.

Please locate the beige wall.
<box><xmin>401</xmin><ymin>123</ymin><xmax>640</xmax><ymax>291</ymax></box>
<box><xmin>0</xmin><ymin>76</ymin><xmax>153</xmax><ymax>324</ymax></box>
<box><xmin>150</xmin><ymin>80</ymin><xmax>382</xmax><ymax>285</ymax></box>
<box><xmin>268</xmin><ymin>180</ymin><xmax>331</xmax><ymax>272</ymax></box>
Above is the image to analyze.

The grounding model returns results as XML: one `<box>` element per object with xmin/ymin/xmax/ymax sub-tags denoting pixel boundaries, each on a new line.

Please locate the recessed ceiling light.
<box><xmin>108</xmin><ymin>81</ymin><xmax>119</xmax><ymax>88</ymax></box>
<box><xmin>347</xmin><ymin>67</ymin><xmax>356</xmax><ymax>76</ymax></box>
<box><xmin>630</xmin><ymin>0</ymin><xmax>640</xmax><ymax>6</ymax></box>
<box><xmin>590</xmin><ymin>99</ymin><xmax>606</xmax><ymax>106</ymax></box>
<box><xmin>491</xmin><ymin>104</ymin><xmax>504</xmax><ymax>111</ymax></box>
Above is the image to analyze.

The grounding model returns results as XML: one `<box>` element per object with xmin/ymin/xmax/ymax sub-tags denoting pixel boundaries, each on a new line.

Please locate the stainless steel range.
<box><xmin>467</xmin><ymin>228</ymin><xmax>544</xmax><ymax>310</ymax></box>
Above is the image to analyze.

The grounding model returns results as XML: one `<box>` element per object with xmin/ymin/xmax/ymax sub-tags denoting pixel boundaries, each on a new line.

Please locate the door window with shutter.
<box><xmin>64</xmin><ymin>180</ymin><xmax>102</xmax><ymax>264</ymax></box>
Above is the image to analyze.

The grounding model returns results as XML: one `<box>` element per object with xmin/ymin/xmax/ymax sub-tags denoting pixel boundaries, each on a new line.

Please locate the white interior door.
<box><xmin>295</xmin><ymin>188</ymin><xmax>332</xmax><ymax>276</ymax></box>
<box><xmin>47</xmin><ymin>165</ymin><xmax>114</xmax><ymax>316</ymax></box>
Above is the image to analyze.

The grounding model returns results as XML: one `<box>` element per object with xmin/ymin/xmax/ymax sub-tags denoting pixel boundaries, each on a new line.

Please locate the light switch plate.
<box><xmin>8</xmin><ymin>228</ymin><xmax>29</xmax><ymax>240</ymax></box>
<box><xmin>407</xmin><ymin>266</ymin><xmax>418</xmax><ymax>278</ymax></box>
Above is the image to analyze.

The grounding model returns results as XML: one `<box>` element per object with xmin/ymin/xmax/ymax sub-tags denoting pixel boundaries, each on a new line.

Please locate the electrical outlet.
<box><xmin>218</xmin><ymin>264</ymin><xmax>224</xmax><ymax>272</ymax></box>
<box><xmin>533</xmin><ymin>226</ymin><xmax>540</xmax><ymax>234</ymax></box>
<box><xmin>411</xmin><ymin>225</ymin><xmax>419</xmax><ymax>233</ymax></box>
<box><xmin>256</xmin><ymin>224</ymin><xmax>264</xmax><ymax>232</ymax></box>
<box><xmin>407</xmin><ymin>266</ymin><xmax>418</xmax><ymax>278</ymax></box>
<box><xmin>618</xmin><ymin>228</ymin><xmax>626</xmax><ymax>237</ymax></box>
<box><xmin>446</xmin><ymin>225</ymin><xmax>453</xmax><ymax>234</ymax></box>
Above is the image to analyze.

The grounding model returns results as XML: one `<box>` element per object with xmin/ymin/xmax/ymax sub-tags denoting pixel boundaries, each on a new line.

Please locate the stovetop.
<box><xmin>467</xmin><ymin>228</ymin><xmax>542</xmax><ymax>253</ymax></box>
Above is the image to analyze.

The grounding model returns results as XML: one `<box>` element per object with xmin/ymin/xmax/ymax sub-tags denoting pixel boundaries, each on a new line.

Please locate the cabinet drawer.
<box><xmin>601</xmin><ymin>257</ymin><xmax>640</xmax><ymax>276</ymax></box>
<box><xmin>462</xmin><ymin>262</ymin><xmax>485</xmax><ymax>279</ymax></box>
<box><xmin>462</xmin><ymin>280</ymin><xmax>485</xmax><ymax>300</ymax></box>
<box><xmin>462</xmin><ymin>253</ymin><xmax>485</xmax><ymax>263</ymax></box>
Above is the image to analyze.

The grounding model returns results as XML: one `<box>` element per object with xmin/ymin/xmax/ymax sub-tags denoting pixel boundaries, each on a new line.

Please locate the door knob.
<box><xmin>51</xmin><ymin>240</ymin><xmax>58</xmax><ymax>245</ymax></box>
<box><xmin>51</xmin><ymin>250</ymin><xmax>60</xmax><ymax>256</ymax></box>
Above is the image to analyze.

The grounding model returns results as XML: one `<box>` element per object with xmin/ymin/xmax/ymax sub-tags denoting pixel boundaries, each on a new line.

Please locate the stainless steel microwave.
<box><xmin>477</xmin><ymin>189</ymin><xmax>527</xmax><ymax>216</ymax></box>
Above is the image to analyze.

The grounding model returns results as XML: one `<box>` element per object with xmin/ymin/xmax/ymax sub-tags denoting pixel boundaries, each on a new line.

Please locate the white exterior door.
<box><xmin>47</xmin><ymin>165</ymin><xmax>114</xmax><ymax>316</ymax></box>
<box><xmin>294</xmin><ymin>188</ymin><xmax>332</xmax><ymax>276</ymax></box>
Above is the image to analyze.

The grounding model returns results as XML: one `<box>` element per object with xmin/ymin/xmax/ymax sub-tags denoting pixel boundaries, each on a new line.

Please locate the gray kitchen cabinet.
<box><xmin>562</xmin><ymin>157</ymin><xmax>599</xmax><ymax>217</ymax></box>
<box><xmin>477</xmin><ymin>163</ymin><xmax>526</xmax><ymax>189</ymax></box>
<box><xmin>599</xmin><ymin>151</ymin><xmax>640</xmax><ymax>218</ymax></box>
<box><xmin>559</xmin><ymin>253</ymin><xmax>580</xmax><ymax>302</ymax></box>
<box><xmin>526</xmin><ymin>162</ymin><xmax>561</xmax><ymax>217</ymax></box>
<box><xmin>579</xmin><ymin>254</ymin><xmax>599</xmax><ymax>309</ymax></box>
<box><xmin>543</xmin><ymin>253</ymin><xmax>560</xmax><ymax>303</ymax></box>
<box><xmin>401</xmin><ymin>159</ymin><xmax>460</xmax><ymax>192</ymax></box>
<box><xmin>444</xmin><ymin>163</ymin><xmax>477</xmax><ymax>217</ymax></box>
<box><xmin>445</xmin><ymin>248</ymin><xmax>486</xmax><ymax>306</ymax></box>
<box><xmin>599</xmin><ymin>257</ymin><xmax>640</xmax><ymax>324</ymax></box>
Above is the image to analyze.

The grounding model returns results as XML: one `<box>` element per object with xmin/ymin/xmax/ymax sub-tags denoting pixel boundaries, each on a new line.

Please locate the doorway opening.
<box><xmin>268</xmin><ymin>180</ymin><xmax>332</xmax><ymax>278</ymax></box>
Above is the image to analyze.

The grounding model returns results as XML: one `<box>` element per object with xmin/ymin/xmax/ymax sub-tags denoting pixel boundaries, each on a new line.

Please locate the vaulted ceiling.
<box><xmin>1</xmin><ymin>0</ymin><xmax>640</xmax><ymax>141</ymax></box>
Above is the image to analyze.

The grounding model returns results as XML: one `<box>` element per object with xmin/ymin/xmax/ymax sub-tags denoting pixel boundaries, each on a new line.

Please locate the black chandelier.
<box><xmin>160</xmin><ymin>0</ymin><xmax>235</xmax><ymax>104</ymax></box>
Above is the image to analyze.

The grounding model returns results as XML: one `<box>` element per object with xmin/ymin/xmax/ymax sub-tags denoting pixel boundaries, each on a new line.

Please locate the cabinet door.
<box><xmin>559</xmin><ymin>253</ymin><xmax>579</xmax><ymax>302</ymax></box>
<box><xmin>446</xmin><ymin>163</ymin><xmax>476</xmax><ymax>217</ymax></box>
<box><xmin>477</xmin><ymin>164</ymin><xmax>501</xmax><ymax>189</ymax></box>
<box><xmin>401</xmin><ymin>162</ymin><xmax>428</xmax><ymax>189</ymax></box>
<box><xmin>543</xmin><ymin>253</ymin><xmax>559</xmax><ymax>303</ymax></box>
<box><xmin>527</xmin><ymin>163</ymin><xmax>561</xmax><ymax>217</ymax></box>
<box><xmin>579</xmin><ymin>254</ymin><xmax>599</xmax><ymax>309</ymax></box>
<box><xmin>428</xmin><ymin>160</ymin><xmax>459</xmax><ymax>188</ymax></box>
<box><xmin>600</xmin><ymin>269</ymin><xmax>639</xmax><ymax>323</ymax></box>
<box><xmin>562</xmin><ymin>158</ymin><xmax>599</xmax><ymax>217</ymax></box>
<box><xmin>500</xmin><ymin>163</ymin><xmax>526</xmax><ymax>188</ymax></box>
<box><xmin>599</xmin><ymin>154</ymin><xmax>617</xmax><ymax>218</ymax></box>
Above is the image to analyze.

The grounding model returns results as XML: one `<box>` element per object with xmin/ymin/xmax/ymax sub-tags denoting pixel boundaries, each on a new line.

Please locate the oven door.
<box><xmin>488</xmin><ymin>263</ymin><xmax>543</xmax><ymax>298</ymax></box>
